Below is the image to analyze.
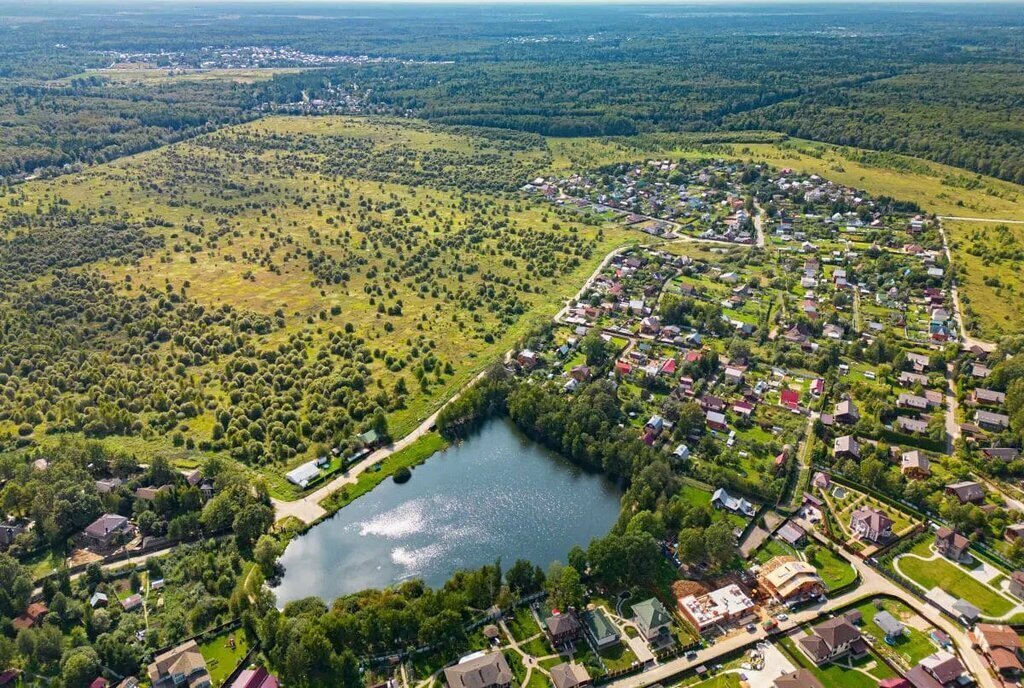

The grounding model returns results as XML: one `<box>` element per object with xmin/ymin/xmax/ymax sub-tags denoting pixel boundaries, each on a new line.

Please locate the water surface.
<box><xmin>274</xmin><ymin>417</ymin><xmax>621</xmax><ymax>604</ymax></box>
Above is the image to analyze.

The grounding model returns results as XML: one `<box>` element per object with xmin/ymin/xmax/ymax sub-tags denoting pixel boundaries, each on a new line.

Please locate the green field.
<box><xmin>945</xmin><ymin>219</ymin><xmax>1024</xmax><ymax>339</ymax></box>
<box><xmin>896</xmin><ymin>555</ymin><xmax>1015</xmax><ymax>617</ymax></box>
<box><xmin>0</xmin><ymin>115</ymin><xmax>633</xmax><ymax>491</ymax></box>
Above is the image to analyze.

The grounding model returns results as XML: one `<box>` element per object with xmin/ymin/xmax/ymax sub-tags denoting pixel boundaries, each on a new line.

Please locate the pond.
<box><xmin>273</xmin><ymin>417</ymin><xmax>622</xmax><ymax>604</ymax></box>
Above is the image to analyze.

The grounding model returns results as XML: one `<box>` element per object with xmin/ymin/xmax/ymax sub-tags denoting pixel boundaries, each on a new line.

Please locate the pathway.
<box><xmin>272</xmin><ymin>360</ymin><xmax>501</xmax><ymax>523</ymax></box>
<box><xmin>936</xmin><ymin>218</ymin><xmax>997</xmax><ymax>352</ymax></box>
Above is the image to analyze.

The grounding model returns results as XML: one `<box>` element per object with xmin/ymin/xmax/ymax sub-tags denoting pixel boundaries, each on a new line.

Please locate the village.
<box><xmin>4</xmin><ymin>158</ymin><xmax>1024</xmax><ymax>688</ymax></box>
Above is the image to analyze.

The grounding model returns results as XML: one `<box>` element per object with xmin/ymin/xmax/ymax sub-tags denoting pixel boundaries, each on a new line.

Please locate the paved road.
<box><xmin>605</xmin><ymin>535</ymin><xmax>997</xmax><ymax>688</ymax></box>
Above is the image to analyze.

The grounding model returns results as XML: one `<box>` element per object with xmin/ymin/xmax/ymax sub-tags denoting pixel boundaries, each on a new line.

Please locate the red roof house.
<box><xmin>780</xmin><ymin>389</ymin><xmax>800</xmax><ymax>408</ymax></box>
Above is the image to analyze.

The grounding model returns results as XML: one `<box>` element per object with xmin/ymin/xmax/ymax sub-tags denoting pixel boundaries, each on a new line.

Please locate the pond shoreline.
<box><xmin>273</xmin><ymin>416</ymin><xmax>623</xmax><ymax>604</ymax></box>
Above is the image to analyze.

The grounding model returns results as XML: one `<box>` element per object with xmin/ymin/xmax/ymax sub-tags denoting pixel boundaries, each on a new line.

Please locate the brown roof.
<box><xmin>905</xmin><ymin>665</ymin><xmax>942</xmax><ymax>688</ymax></box>
<box><xmin>976</xmin><ymin>623</ymin><xmax>1022</xmax><ymax>651</ymax></box>
<box><xmin>990</xmin><ymin>647</ymin><xmax>1024</xmax><ymax>673</ymax></box>
<box><xmin>147</xmin><ymin>640</ymin><xmax>209</xmax><ymax>687</ymax></box>
<box><xmin>546</xmin><ymin>614</ymin><xmax>580</xmax><ymax>637</ymax></box>
<box><xmin>814</xmin><ymin>616</ymin><xmax>861</xmax><ymax>649</ymax></box>
<box><xmin>84</xmin><ymin>513</ymin><xmax>131</xmax><ymax>539</ymax></box>
<box><xmin>774</xmin><ymin>669</ymin><xmax>824</xmax><ymax>688</ymax></box>
<box><xmin>444</xmin><ymin>653</ymin><xmax>513</xmax><ymax>688</ymax></box>
<box><xmin>549</xmin><ymin>663</ymin><xmax>590</xmax><ymax>688</ymax></box>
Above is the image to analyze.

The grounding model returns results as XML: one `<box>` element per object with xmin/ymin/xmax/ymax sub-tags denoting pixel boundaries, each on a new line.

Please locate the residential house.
<box><xmin>517</xmin><ymin>350</ymin><xmax>540</xmax><ymax>370</ymax></box>
<box><xmin>82</xmin><ymin>514</ymin><xmax>135</xmax><ymax>549</ymax></box>
<box><xmin>971</xmin><ymin>388</ymin><xmax>1006</xmax><ymax>406</ymax></box>
<box><xmin>834</xmin><ymin>399</ymin><xmax>859</xmax><ymax>425</ymax></box>
<box><xmin>976</xmin><ymin>410</ymin><xmax>1010</xmax><ymax>431</ymax></box>
<box><xmin>631</xmin><ymin>598</ymin><xmax>672</xmax><ymax>642</ymax></box>
<box><xmin>12</xmin><ymin>602</ymin><xmax>48</xmax><ymax>631</ymax></box>
<box><xmin>833</xmin><ymin>435</ymin><xmax>860</xmax><ymax>460</ymax></box>
<box><xmin>777</xmin><ymin>522</ymin><xmax>806</xmax><ymax>547</ymax></box>
<box><xmin>898</xmin><ymin>394</ymin><xmax>929</xmax><ymax>411</ymax></box>
<box><xmin>544</xmin><ymin>614</ymin><xmax>581</xmax><ymax>648</ymax></box>
<box><xmin>797</xmin><ymin>617</ymin><xmax>867</xmax><ymax>664</ymax></box>
<box><xmin>580</xmin><ymin>609</ymin><xmax>619</xmax><ymax>649</ymax></box>
<box><xmin>896</xmin><ymin>416</ymin><xmax>929</xmax><ymax>435</ymax></box>
<box><xmin>569</xmin><ymin>365</ymin><xmax>591</xmax><ymax>382</ymax></box>
<box><xmin>974</xmin><ymin>623</ymin><xmax>1023</xmax><ymax>678</ymax></box>
<box><xmin>677</xmin><ymin>584</ymin><xmax>755</xmax><ymax>634</ymax></box>
<box><xmin>757</xmin><ymin>556</ymin><xmax>824</xmax><ymax>602</ymax></box>
<box><xmin>773</xmin><ymin>670</ymin><xmax>823</xmax><ymax>688</ymax></box>
<box><xmin>643</xmin><ymin>415</ymin><xmax>665</xmax><ymax>444</ymax></box>
<box><xmin>228</xmin><ymin>667</ymin><xmax>279</xmax><ymax>688</ymax></box>
<box><xmin>849</xmin><ymin>507</ymin><xmax>893</xmax><ymax>544</ymax></box>
<box><xmin>285</xmin><ymin>460</ymin><xmax>320</xmax><ymax>488</ymax></box>
<box><xmin>95</xmin><ymin>478</ymin><xmax>123</xmax><ymax>494</ymax></box>
<box><xmin>1006</xmin><ymin>524</ymin><xmax>1024</xmax><ymax>543</ymax></box>
<box><xmin>917</xmin><ymin>651</ymin><xmax>966</xmax><ymax>687</ymax></box>
<box><xmin>121</xmin><ymin>594</ymin><xmax>143</xmax><ymax>612</ymax></box>
<box><xmin>934</xmin><ymin>527</ymin><xmax>971</xmax><ymax>563</ymax></box>
<box><xmin>147</xmin><ymin>640</ymin><xmax>211</xmax><ymax>688</ymax></box>
<box><xmin>723</xmin><ymin>365</ymin><xmax>745</xmax><ymax>385</ymax></box>
<box><xmin>899</xmin><ymin>371</ymin><xmax>930</xmax><ymax>387</ymax></box>
<box><xmin>711</xmin><ymin>488</ymin><xmax>755</xmax><ymax>517</ymax></box>
<box><xmin>972</xmin><ymin>363</ymin><xmax>992</xmax><ymax>379</ymax></box>
<box><xmin>1009</xmin><ymin>571</ymin><xmax>1024</xmax><ymax>600</ymax></box>
<box><xmin>548</xmin><ymin>663</ymin><xmax>591</xmax><ymax>688</ymax></box>
<box><xmin>444</xmin><ymin>653</ymin><xmax>513</xmax><ymax>688</ymax></box>
<box><xmin>0</xmin><ymin>518</ymin><xmax>29</xmax><ymax>549</ymax></box>
<box><xmin>874</xmin><ymin>611</ymin><xmax>905</xmax><ymax>641</ymax></box>
<box><xmin>672</xmin><ymin>444</ymin><xmax>690</xmax><ymax>461</ymax></box>
<box><xmin>901</xmin><ymin>451</ymin><xmax>931</xmax><ymax>479</ymax></box>
<box><xmin>134</xmin><ymin>485</ymin><xmax>170</xmax><ymax>502</ymax></box>
<box><xmin>982</xmin><ymin>447</ymin><xmax>1020</xmax><ymax>462</ymax></box>
<box><xmin>706</xmin><ymin>411</ymin><xmax>728</xmax><ymax>432</ymax></box>
<box><xmin>945</xmin><ymin>481</ymin><xmax>985</xmax><ymax>504</ymax></box>
<box><xmin>780</xmin><ymin>389</ymin><xmax>800</xmax><ymax>409</ymax></box>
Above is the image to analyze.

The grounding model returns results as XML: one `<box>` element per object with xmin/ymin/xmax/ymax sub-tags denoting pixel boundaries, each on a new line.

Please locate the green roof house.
<box><xmin>631</xmin><ymin>598</ymin><xmax>672</xmax><ymax>641</ymax></box>
<box><xmin>581</xmin><ymin>609</ymin><xmax>619</xmax><ymax>650</ymax></box>
<box><xmin>357</xmin><ymin>429</ymin><xmax>380</xmax><ymax>447</ymax></box>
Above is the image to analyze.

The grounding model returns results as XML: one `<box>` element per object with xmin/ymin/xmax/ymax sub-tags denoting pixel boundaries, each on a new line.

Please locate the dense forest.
<box><xmin>2</xmin><ymin>3</ymin><xmax>1024</xmax><ymax>182</ymax></box>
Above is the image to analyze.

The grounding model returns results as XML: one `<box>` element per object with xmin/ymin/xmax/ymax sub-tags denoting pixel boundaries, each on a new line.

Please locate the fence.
<box><xmin>147</xmin><ymin>618</ymin><xmax>243</xmax><ymax>662</ymax></box>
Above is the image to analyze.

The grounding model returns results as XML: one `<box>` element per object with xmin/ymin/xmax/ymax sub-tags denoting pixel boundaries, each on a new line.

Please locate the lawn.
<box><xmin>850</xmin><ymin>599</ymin><xmax>937</xmax><ymax>665</ymax></box>
<box><xmin>754</xmin><ymin>537</ymin><xmax>798</xmax><ymax>564</ymax></box>
<box><xmin>199</xmin><ymin>630</ymin><xmax>250</xmax><ymax>687</ymax></box>
<box><xmin>598</xmin><ymin>643</ymin><xmax>639</xmax><ymax>672</ymax></box>
<box><xmin>506</xmin><ymin>606</ymin><xmax>541</xmax><ymax>642</ymax></box>
<box><xmin>807</xmin><ymin>546</ymin><xmax>857</xmax><ymax>591</ymax></box>
<box><xmin>896</xmin><ymin>555</ymin><xmax>1015</xmax><ymax>617</ymax></box>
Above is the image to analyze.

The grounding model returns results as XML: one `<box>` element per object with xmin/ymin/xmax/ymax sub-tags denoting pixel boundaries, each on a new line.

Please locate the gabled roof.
<box><xmin>444</xmin><ymin>653</ymin><xmax>513</xmax><ymax>688</ymax></box>
<box><xmin>549</xmin><ymin>663</ymin><xmax>590</xmax><ymax>688</ymax></box>
<box><xmin>773</xmin><ymin>669</ymin><xmax>823</xmax><ymax>688</ymax></box>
